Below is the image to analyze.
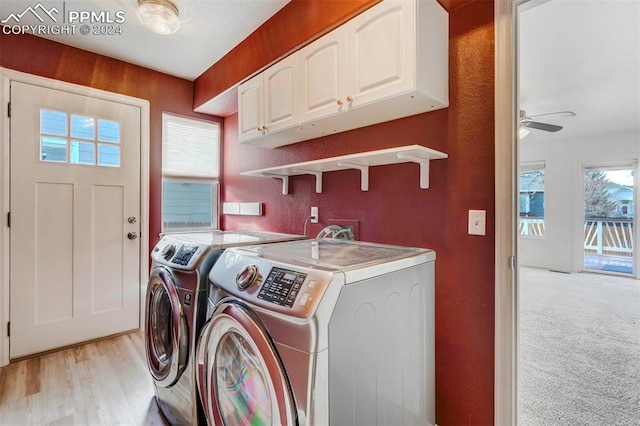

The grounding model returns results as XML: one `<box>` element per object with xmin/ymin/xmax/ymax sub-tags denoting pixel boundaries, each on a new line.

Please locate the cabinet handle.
<box><xmin>346</xmin><ymin>96</ymin><xmax>353</xmax><ymax>103</ymax></box>
<box><xmin>257</xmin><ymin>127</ymin><xmax>262</xmax><ymax>131</ymax></box>
<box><xmin>262</xmin><ymin>125</ymin><xmax>268</xmax><ymax>131</ymax></box>
<box><xmin>337</xmin><ymin>99</ymin><xmax>343</xmax><ymax>106</ymax></box>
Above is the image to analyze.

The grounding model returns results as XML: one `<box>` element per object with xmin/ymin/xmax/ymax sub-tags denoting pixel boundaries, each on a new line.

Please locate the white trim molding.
<box><xmin>0</xmin><ymin>68</ymin><xmax>150</xmax><ymax>366</ymax></box>
<box><xmin>494</xmin><ymin>0</ymin><xmax>518</xmax><ymax>424</ymax></box>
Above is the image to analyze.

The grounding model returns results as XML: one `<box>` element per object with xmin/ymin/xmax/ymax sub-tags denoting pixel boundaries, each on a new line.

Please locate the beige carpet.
<box><xmin>518</xmin><ymin>267</ymin><xmax>640</xmax><ymax>426</ymax></box>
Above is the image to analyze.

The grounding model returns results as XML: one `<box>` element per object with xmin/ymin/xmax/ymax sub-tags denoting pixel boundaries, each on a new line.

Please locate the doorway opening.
<box><xmin>515</xmin><ymin>0</ymin><xmax>640</xmax><ymax>424</ymax></box>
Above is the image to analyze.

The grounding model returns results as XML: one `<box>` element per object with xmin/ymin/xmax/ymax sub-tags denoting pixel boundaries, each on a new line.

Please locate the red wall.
<box><xmin>0</xmin><ymin>32</ymin><xmax>222</xmax><ymax>252</ymax></box>
<box><xmin>221</xmin><ymin>1</ymin><xmax>495</xmax><ymax>424</ymax></box>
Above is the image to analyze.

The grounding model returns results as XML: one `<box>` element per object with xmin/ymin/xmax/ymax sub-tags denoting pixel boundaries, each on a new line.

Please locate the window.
<box><xmin>162</xmin><ymin>113</ymin><xmax>220</xmax><ymax>231</ymax></box>
<box><xmin>40</xmin><ymin>109</ymin><xmax>121</xmax><ymax>166</ymax></box>
<box><xmin>519</xmin><ymin>162</ymin><xmax>545</xmax><ymax>237</ymax></box>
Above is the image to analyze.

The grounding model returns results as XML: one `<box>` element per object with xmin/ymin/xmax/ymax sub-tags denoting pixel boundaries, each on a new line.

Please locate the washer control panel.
<box><xmin>152</xmin><ymin>236</ymin><xmax>208</xmax><ymax>270</ymax></box>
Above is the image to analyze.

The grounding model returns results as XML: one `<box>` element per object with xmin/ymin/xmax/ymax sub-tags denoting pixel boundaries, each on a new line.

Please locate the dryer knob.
<box><xmin>236</xmin><ymin>265</ymin><xmax>260</xmax><ymax>290</ymax></box>
<box><xmin>161</xmin><ymin>244</ymin><xmax>176</xmax><ymax>260</ymax></box>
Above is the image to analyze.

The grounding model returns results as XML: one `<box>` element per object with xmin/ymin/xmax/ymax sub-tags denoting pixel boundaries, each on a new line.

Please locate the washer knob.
<box><xmin>161</xmin><ymin>244</ymin><xmax>176</xmax><ymax>260</ymax></box>
<box><xmin>236</xmin><ymin>265</ymin><xmax>260</xmax><ymax>290</ymax></box>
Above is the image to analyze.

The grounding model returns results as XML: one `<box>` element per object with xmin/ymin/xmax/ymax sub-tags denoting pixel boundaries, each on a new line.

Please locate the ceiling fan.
<box><xmin>519</xmin><ymin>110</ymin><xmax>576</xmax><ymax>138</ymax></box>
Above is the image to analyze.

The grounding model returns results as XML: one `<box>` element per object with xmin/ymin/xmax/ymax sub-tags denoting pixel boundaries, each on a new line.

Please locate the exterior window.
<box><xmin>519</xmin><ymin>163</ymin><xmax>545</xmax><ymax>237</ymax></box>
<box><xmin>162</xmin><ymin>113</ymin><xmax>220</xmax><ymax>231</ymax></box>
<box><xmin>39</xmin><ymin>109</ymin><xmax>121</xmax><ymax>166</ymax></box>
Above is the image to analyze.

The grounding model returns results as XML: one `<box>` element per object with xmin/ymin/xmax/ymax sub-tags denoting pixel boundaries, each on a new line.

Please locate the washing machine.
<box><xmin>196</xmin><ymin>239</ymin><xmax>436</xmax><ymax>426</ymax></box>
<box><xmin>145</xmin><ymin>230</ymin><xmax>306</xmax><ymax>425</ymax></box>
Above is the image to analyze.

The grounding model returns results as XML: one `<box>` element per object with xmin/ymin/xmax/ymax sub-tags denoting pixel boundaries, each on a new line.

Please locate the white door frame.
<box><xmin>495</xmin><ymin>0</ymin><xmax>521</xmax><ymax>424</ymax></box>
<box><xmin>0</xmin><ymin>68</ymin><xmax>150</xmax><ymax>366</ymax></box>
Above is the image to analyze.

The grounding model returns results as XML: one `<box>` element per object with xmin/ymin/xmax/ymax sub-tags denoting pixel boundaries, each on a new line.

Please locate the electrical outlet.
<box><xmin>311</xmin><ymin>207</ymin><xmax>319</xmax><ymax>223</ymax></box>
<box><xmin>468</xmin><ymin>210</ymin><xmax>486</xmax><ymax>236</ymax></box>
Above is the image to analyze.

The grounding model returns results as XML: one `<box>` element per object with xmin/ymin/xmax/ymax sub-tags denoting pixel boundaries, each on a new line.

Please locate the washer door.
<box><xmin>145</xmin><ymin>266</ymin><xmax>188</xmax><ymax>387</ymax></box>
<box><xmin>196</xmin><ymin>300</ymin><xmax>297</xmax><ymax>426</ymax></box>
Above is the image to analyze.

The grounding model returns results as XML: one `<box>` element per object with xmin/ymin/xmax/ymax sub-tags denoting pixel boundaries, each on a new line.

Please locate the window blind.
<box><xmin>162</xmin><ymin>113</ymin><xmax>220</xmax><ymax>179</ymax></box>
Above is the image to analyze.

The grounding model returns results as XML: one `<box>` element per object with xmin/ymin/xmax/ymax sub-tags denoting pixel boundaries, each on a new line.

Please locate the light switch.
<box><xmin>468</xmin><ymin>210</ymin><xmax>486</xmax><ymax>236</ymax></box>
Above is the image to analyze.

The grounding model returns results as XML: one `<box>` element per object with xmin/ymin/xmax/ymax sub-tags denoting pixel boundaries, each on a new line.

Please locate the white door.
<box><xmin>346</xmin><ymin>0</ymin><xmax>415</xmax><ymax>107</ymax></box>
<box><xmin>238</xmin><ymin>73</ymin><xmax>264</xmax><ymax>143</ymax></box>
<box><xmin>9</xmin><ymin>81</ymin><xmax>141</xmax><ymax>358</ymax></box>
<box><xmin>299</xmin><ymin>27</ymin><xmax>348</xmax><ymax>124</ymax></box>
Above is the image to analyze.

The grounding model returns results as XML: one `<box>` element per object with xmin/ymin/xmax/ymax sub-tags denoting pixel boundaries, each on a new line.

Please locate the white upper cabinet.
<box><xmin>264</xmin><ymin>53</ymin><xmax>300</xmax><ymax>134</ymax></box>
<box><xmin>238</xmin><ymin>0</ymin><xmax>448</xmax><ymax>148</ymax></box>
<box><xmin>346</xmin><ymin>0</ymin><xmax>414</xmax><ymax>107</ymax></box>
<box><xmin>299</xmin><ymin>27</ymin><xmax>348</xmax><ymax>123</ymax></box>
<box><xmin>238</xmin><ymin>52</ymin><xmax>300</xmax><ymax>143</ymax></box>
<box><xmin>237</xmin><ymin>72</ymin><xmax>263</xmax><ymax>143</ymax></box>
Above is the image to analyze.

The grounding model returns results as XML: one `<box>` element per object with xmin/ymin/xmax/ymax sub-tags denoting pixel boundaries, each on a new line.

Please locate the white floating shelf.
<box><xmin>241</xmin><ymin>145</ymin><xmax>448</xmax><ymax>195</ymax></box>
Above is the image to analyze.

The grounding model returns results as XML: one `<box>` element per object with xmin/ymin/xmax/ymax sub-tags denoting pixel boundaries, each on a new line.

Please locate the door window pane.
<box><xmin>98</xmin><ymin>119</ymin><xmax>120</xmax><ymax>143</ymax></box>
<box><xmin>40</xmin><ymin>109</ymin><xmax>67</xmax><ymax>136</ymax></box>
<box><xmin>39</xmin><ymin>108</ymin><xmax>121</xmax><ymax>169</ymax></box>
<box><xmin>583</xmin><ymin>166</ymin><xmax>635</xmax><ymax>275</ymax></box>
<box><xmin>71</xmin><ymin>114</ymin><xmax>95</xmax><ymax>140</ymax></box>
<box><xmin>98</xmin><ymin>144</ymin><xmax>120</xmax><ymax>167</ymax></box>
<box><xmin>71</xmin><ymin>141</ymin><xmax>95</xmax><ymax>165</ymax></box>
<box><xmin>41</xmin><ymin>137</ymin><xmax>67</xmax><ymax>162</ymax></box>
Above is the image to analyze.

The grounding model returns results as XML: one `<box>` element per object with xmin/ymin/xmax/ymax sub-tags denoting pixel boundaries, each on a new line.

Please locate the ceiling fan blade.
<box><xmin>528</xmin><ymin>111</ymin><xmax>576</xmax><ymax>119</ymax></box>
<box><xmin>523</xmin><ymin>121</ymin><xmax>563</xmax><ymax>132</ymax></box>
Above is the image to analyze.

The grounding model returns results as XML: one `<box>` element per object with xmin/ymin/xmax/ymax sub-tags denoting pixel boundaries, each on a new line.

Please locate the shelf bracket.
<box><xmin>293</xmin><ymin>169</ymin><xmax>323</xmax><ymax>193</ymax></box>
<box><xmin>261</xmin><ymin>173</ymin><xmax>289</xmax><ymax>195</ymax></box>
<box><xmin>337</xmin><ymin>161</ymin><xmax>369</xmax><ymax>191</ymax></box>
<box><xmin>397</xmin><ymin>153</ymin><xmax>430</xmax><ymax>189</ymax></box>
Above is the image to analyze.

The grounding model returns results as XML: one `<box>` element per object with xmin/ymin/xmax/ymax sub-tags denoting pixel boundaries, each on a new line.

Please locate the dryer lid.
<box><xmin>235</xmin><ymin>239</ymin><xmax>435</xmax><ymax>271</ymax></box>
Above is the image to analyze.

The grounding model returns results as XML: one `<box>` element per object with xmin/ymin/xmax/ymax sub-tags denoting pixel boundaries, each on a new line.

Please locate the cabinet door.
<box><xmin>264</xmin><ymin>52</ymin><xmax>300</xmax><ymax>134</ymax></box>
<box><xmin>299</xmin><ymin>27</ymin><xmax>348</xmax><ymax>124</ymax></box>
<box><xmin>238</xmin><ymin>73</ymin><xmax>264</xmax><ymax>143</ymax></box>
<box><xmin>346</xmin><ymin>0</ymin><xmax>415</xmax><ymax>107</ymax></box>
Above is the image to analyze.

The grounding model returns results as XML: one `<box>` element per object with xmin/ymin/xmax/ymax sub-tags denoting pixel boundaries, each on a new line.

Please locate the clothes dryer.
<box><xmin>196</xmin><ymin>239</ymin><xmax>436</xmax><ymax>426</ymax></box>
<box><xmin>145</xmin><ymin>230</ymin><xmax>306</xmax><ymax>425</ymax></box>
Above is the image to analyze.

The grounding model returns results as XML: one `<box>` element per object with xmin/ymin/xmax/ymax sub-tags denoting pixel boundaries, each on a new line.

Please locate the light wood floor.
<box><xmin>0</xmin><ymin>332</ymin><xmax>170</xmax><ymax>426</ymax></box>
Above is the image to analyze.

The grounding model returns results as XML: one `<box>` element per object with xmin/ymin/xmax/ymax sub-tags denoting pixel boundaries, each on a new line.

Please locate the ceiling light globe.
<box><xmin>137</xmin><ymin>0</ymin><xmax>180</xmax><ymax>36</ymax></box>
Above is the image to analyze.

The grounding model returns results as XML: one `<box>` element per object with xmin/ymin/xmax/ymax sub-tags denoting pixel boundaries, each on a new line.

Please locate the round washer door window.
<box><xmin>196</xmin><ymin>300</ymin><xmax>296</xmax><ymax>426</ymax></box>
<box><xmin>145</xmin><ymin>267</ymin><xmax>188</xmax><ymax>386</ymax></box>
<box><xmin>216</xmin><ymin>330</ymin><xmax>273</xmax><ymax>424</ymax></box>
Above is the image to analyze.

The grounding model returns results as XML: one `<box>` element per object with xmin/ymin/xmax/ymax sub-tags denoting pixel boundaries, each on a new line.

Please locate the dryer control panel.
<box><xmin>152</xmin><ymin>236</ymin><xmax>209</xmax><ymax>271</ymax></box>
<box><xmin>257</xmin><ymin>267</ymin><xmax>307</xmax><ymax>308</ymax></box>
<box><xmin>210</xmin><ymin>252</ymin><xmax>338</xmax><ymax>319</ymax></box>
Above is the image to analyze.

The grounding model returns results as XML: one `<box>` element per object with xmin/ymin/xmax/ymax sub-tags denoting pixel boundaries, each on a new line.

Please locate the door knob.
<box><xmin>127</xmin><ymin>232</ymin><xmax>138</xmax><ymax>240</ymax></box>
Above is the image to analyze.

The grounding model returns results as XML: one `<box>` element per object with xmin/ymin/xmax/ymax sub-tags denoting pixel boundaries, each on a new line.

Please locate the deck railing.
<box><xmin>519</xmin><ymin>217</ymin><xmax>545</xmax><ymax>237</ymax></box>
<box><xmin>520</xmin><ymin>217</ymin><xmax>635</xmax><ymax>257</ymax></box>
<box><xmin>584</xmin><ymin>218</ymin><xmax>634</xmax><ymax>256</ymax></box>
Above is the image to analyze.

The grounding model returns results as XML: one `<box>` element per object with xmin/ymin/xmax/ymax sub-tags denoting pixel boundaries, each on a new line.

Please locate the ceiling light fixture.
<box><xmin>137</xmin><ymin>0</ymin><xmax>180</xmax><ymax>36</ymax></box>
<box><xmin>519</xmin><ymin>127</ymin><xmax>530</xmax><ymax>139</ymax></box>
